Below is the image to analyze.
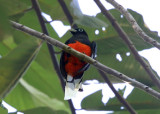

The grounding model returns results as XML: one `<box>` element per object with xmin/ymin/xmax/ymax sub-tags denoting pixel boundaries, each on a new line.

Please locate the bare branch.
<box><xmin>98</xmin><ymin>70</ymin><xmax>137</xmax><ymax>114</ymax></box>
<box><xmin>31</xmin><ymin>0</ymin><xmax>65</xmax><ymax>91</ymax></box>
<box><xmin>106</xmin><ymin>0</ymin><xmax>160</xmax><ymax>50</ymax></box>
<box><xmin>58</xmin><ymin>0</ymin><xmax>135</xmax><ymax>111</ymax></box>
<box><xmin>58</xmin><ymin>0</ymin><xmax>78</xmax><ymax>29</ymax></box>
<box><xmin>31</xmin><ymin>0</ymin><xmax>75</xmax><ymax>113</ymax></box>
<box><xmin>10</xmin><ymin>20</ymin><xmax>160</xmax><ymax>100</ymax></box>
<box><xmin>94</xmin><ymin>0</ymin><xmax>160</xmax><ymax>89</ymax></box>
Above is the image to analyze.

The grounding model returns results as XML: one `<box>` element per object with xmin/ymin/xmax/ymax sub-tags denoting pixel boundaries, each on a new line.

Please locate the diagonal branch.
<box><xmin>31</xmin><ymin>0</ymin><xmax>75</xmax><ymax>113</ymax></box>
<box><xmin>98</xmin><ymin>70</ymin><xmax>137</xmax><ymax>114</ymax></box>
<box><xmin>94</xmin><ymin>0</ymin><xmax>160</xmax><ymax>89</ymax></box>
<box><xmin>58</xmin><ymin>0</ymin><xmax>78</xmax><ymax>29</ymax></box>
<box><xmin>58</xmin><ymin>0</ymin><xmax>136</xmax><ymax>111</ymax></box>
<box><xmin>10</xmin><ymin>20</ymin><xmax>160</xmax><ymax>100</ymax></box>
<box><xmin>31</xmin><ymin>0</ymin><xmax>65</xmax><ymax>89</ymax></box>
<box><xmin>106</xmin><ymin>0</ymin><xmax>160</xmax><ymax>50</ymax></box>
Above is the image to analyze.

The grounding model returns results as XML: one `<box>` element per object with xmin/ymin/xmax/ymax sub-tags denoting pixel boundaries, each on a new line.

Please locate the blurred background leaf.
<box><xmin>0</xmin><ymin>0</ymin><xmax>160</xmax><ymax>114</ymax></box>
<box><xmin>82</xmin><ymin>87</ymin><xmax>160</xmax><ymax>111</ymax></box>
<box><xmin>0</xmin><ymin>107</ymin><xmax>7</xmax><ymax>114</ymax></box>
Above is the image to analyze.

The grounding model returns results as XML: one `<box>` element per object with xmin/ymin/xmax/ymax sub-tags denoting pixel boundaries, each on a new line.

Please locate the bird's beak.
<box><xmin>69</xmin><ymin>28</ymin><xmax>77</xmax><ymax>34</ymax></box>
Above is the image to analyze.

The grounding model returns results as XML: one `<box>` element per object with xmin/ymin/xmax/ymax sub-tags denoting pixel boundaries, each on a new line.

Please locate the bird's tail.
<box><xmin>64</xmin><ymin>75</ymin><xmax>82</xmax><ymax>100</ymax></box>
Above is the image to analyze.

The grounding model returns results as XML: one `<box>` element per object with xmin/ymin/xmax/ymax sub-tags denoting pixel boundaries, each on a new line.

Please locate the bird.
<box><xmin>60</xmin><ymin>28</ymin><xmax>97</xmax><ymax>100</ymax></box>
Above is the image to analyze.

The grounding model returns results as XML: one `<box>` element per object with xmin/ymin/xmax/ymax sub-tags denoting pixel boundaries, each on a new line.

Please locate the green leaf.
<box><xmin>84</xmin><ymin>53</ymin><xmax>158</xmax><ymax>86</ymax></box>
<box><xmin>22</xmin><ymin>107</ymin><xmax>68</xmax><ymax>114</ymax></box>
<box><xmin>1</xmin><ymin>0</ymin><xmax>31</xmax><ymax>16</ymax></box>
<box><xmin>0</xmin><ymin>37</ymin><xmax>41</xmax><ymax>98</ymax></box>
<box><xmin>80</xmin><ymin>9</ymin><xmax>160</xmax><ymax>85</ymax></box>
<box><xmin>4</xmin><ymin>43</ymin><xmax>70</xmax><ymax>113</ymax></box>
<box><xmin>0</xmin><ymin>107</ymin><xmax>7</xmax><ymax>114</ymax></box>
<box><xmin>124</xmin><ymin>88</ymin><xmax>160</xmax><ymax>110</ymax></box>
<box><xmin>113</xmin><ymin>109</ymin><xmax>160</xmax><ymax>114</ymax></box>
<box><xmin>3</xmin><ymin>5</ymin><xmax>70</xmax><ymax>113</ymax></box>
<box><xmin>70</xmin><ymin>0</ymin><xmax>108</xmax><ymax>28</ymax></box>
<box><xmin>81</xmin><ymin>87</ymin><xmax>124</xmax><ymax>111</ymax></box>
<box><xmin>38</xmin><ymin>0</ymin><xmax>69</xmax><ymax>23</ymax></box>
<box><xmin>74</xmin><ymin>15</ymin><xmax>108</xmax><ymax>28</ymax></box>
<box><xmin>81</xmin><ymin>90</ymin><xmax>104</xmax><ymax>110</ymax></box>
<box><xmin>82</xmin><ymin>87</ymin><xmax>160</xmax><ymax>111</ymax></box>
<box><xmin>0</xmin><ymin>3</ymin><xmax>11</xmax><ymax>41</ymax></box>
<box><xmin>18</xmin><ymin>79</ymin><xmax>69</xmax><ymax>112</ymax></box>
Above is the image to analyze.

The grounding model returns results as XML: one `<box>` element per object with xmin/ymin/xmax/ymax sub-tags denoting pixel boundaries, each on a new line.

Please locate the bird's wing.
<box><xmin>91</xmin><ymin>41</ymin><xmax>97</xmax><ymax>59</ymax></box>
<box><xmin>60</xmin><ymin>51</ymin><xmax>67</xmax><ymax>80</ymax></box>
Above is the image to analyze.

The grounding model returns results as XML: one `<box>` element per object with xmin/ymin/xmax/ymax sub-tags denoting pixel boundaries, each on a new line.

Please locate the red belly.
<box><xmin>65</xmin><ymin>41</ymin><xmax>91</xmax><ymax>77</ymax></box>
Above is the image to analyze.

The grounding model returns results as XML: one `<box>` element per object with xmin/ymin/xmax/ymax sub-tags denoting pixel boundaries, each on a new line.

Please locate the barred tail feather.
<box><xmin>64</xmin><ymin>75</ymin><xmax>82</xmax><ymax>100</ymax></box>
<box><xmin>64</xmin><ymin>82</ymin><xmax>77</xmax><ymax>100</ymax></box>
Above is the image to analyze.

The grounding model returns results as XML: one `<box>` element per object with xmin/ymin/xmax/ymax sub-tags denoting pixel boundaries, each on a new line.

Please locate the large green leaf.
<box><xmin>22</xmin><ymin>107</ymin><xmax>68</xmax><ymax>114</ymax></box>
<box><xmin>3</xmin><ymin>6</ymin><xmax>70</xmax><ymax>113</ymax></box>
<box><xmin>10</xmin><ymin>107</ymin><xmax>68</xmax><ymax>114</ymax></box>
<box><xmin>81</xmin><ymin>90</ymin><xmax>103</xmax><ymax>110</ymax></box>
<box><xmin>16</xmin><ymin>79</ymin><xmax>68</xmax><ymax>112</ymax></box>
<box><xmin>82</xmin><ymin>87</ymin><xmax>160</xmax><ymax>111</ymax></box>
<box><xmin>19</xmin><ymin>78</ymin><xmax>67</xmax><ymax>111</ymax></box>
<box><xmin>113</xmin><ymin>109</ymin><xmax>160</xmax><ymax>114</ymax></box>
<box><xmin>81</xmin><ymin>9</ymin><xmax>159</xmax><ymax>86</ymax></box>
<box><xmin>84</xmin><ymin>53</ymin><xmax>158</xmax><ymax>86</ymax></box>
<box><xmin>60</xmin><ymin>9</ymin><xmax>160</xmax><ymax>43</ymax></box>
<box><xmin>1</xmin><ymin>0</ymin><xmax>30</xmax><ymax>16</ymax></box>
<box><xmin>0</xmin><ymin>37</ymin><xmax>41</xmax><ymax>98</ymax></box>
<box><xmin>38</xmin><ymin>0</ymin><xmax>71</xmax><ymax>24</ymax></box>
<box><xmin>69</xmin><ymin>0</ymin><xmax>108</xmax><ymax>28</ymax></box>
<box><xmin>0</xmin><ymin>2</ymin><xmax>11</xmax><ymax>41</ymax></box>
<box><xmin>4</xmin><ymin>43</ymin><xmax>70</xmax><ymax>113</ymax></box>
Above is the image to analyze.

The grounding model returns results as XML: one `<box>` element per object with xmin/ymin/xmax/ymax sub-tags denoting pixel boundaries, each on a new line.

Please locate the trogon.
<box><xmin>60</xmin><ymin>28</ymin><xmax>97</xmax><ymax>100</ymax></box>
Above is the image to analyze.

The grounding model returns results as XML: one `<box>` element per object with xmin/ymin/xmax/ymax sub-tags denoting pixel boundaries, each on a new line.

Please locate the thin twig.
<box><xmin>31</xmin><ymin>0</ymin><xmax>65</xmax><ymax>90</ymax></box>
<box><xmin>58</xmin><ymin>0</ymin><xmax>78</xmax><ymax>29</ymax></box>
<box><xmin>106</xmin><ymin>0</ymin><xmax>160</xmax><ymax>50</ymax></box>
<box><xmin>10</xmin><ymin>20</ymin><xmax>160</xmax><ymax>100</ymax></box>
<box><xmin>94</xmin><ymin>0</ymin><xmax>160</xmax><ymax>89</ymax></box>
<box><xmin>98</xmin><ymin>70</ymin><xmax>137</xmax><ymax>114</ymax></box>
<box><xmin>31</xmin><ymin>0</ymin><xmax>75</xmax><ymax>113</ymax></box>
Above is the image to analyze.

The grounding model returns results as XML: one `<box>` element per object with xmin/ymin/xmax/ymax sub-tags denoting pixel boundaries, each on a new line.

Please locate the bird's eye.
<box><xmin>78</xmin><ymin>29</ymin><xmax>83</xmax><ymax>32</ymax></box>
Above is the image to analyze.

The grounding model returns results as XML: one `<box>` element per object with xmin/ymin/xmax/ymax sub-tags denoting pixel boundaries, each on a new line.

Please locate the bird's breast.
<box><xmin>64</xmin><ymin>41</ymin><xmax>91</xmax><ymax>77</ymax></box>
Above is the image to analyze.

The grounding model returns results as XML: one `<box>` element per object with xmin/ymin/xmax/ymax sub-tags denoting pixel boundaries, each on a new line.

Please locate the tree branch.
<box><xmin>10</xmin><ymin>20</ymin><xmax>160</xmax><ymax>100</ymax></box>
<box><xmin>94</xmin><ymin>0</ymin><xmax>160</xmax><ymax>89</ymax></box>
<box><xmin>58</xmin><ymin>0</ymin><xmax>78</xmax><ymax>29</ymax></box>
<box><xmin>98</xmin><ymin>70</ymin><xmax>137</xmax><ymax>114</ymax></box>
<box><xmin>106</xmin><ymin>0</ymin><xmax>160</xmax><ymax>50</ymax></box>
<box><xmin>31</xmin><ymin>0</ymin><xmax>75</xmax><ymax>113</ymax></box>
<box><xmin>31</xmin><ymin>0</ymin><xmax>65</xmax><ymax>89</ymax></box>
<box><xmin>58</xmin><ymin>0</ymin><xmax>136</xmax><ymax>111</ymax></box>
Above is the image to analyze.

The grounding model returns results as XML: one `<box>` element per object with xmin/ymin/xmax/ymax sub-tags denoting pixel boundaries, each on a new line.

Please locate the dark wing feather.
<box><xmin>91</xmin><ymin>41</ymin><xmax>97</xmax><ymax>59</ymax></box>
<box><xmin>60</xmin><ymin>31</ymin><xmax>97</xmax><ymax>78</ymax></box>
<box><xmin>60</xmin><ymin>51</ymin><xmax>67</xmax><ymax>80</ymax></box>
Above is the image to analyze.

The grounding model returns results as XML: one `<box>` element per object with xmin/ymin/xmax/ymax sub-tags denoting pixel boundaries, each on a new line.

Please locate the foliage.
<box><xmin>0</xmin><ymin>0</ymin><xmax>160</xmax><ymax>114</ymax></box>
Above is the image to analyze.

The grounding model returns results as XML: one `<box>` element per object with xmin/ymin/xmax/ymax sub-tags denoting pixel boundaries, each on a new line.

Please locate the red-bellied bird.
<box><xmin>60</xmin><ymin>28</ymin><xmax>97</xmax><ymax>100</ymax></box>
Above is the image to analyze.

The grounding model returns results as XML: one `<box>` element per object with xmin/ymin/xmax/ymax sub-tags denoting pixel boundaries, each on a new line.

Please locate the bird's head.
<box><xmin>70</xmin><ymin>28</ymin><xmax>88</xmax><ymax>37</ymax></box>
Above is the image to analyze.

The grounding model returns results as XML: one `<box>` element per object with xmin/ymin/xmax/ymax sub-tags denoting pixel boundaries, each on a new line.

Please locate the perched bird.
<box><xmin>60</xmin><ymin>28</ymin><xmax>97</xmax><ymax>100</ymax></box>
